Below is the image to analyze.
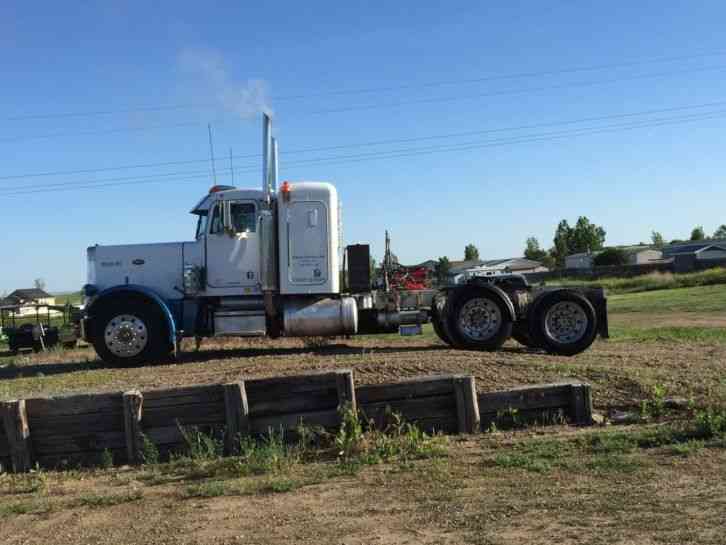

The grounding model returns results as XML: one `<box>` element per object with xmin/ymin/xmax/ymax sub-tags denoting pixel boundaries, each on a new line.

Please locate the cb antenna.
<box><xmin>207</xmin><ymin>123</ymin><xmax>217</xmax><ymax>184</ymax></box>
<box><xmin>229</xmin><ymin>148</ymin><xmax>234</xmax><ymax>184</ymax></box>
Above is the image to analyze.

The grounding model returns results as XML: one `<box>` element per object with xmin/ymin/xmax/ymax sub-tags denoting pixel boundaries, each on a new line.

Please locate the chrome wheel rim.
<box><xmin>104</xmin><ymin>314</ymin><xmax>148</xmax><ymax>358</ymax></box>
<box><xmin>457</xmin><ymin>297</ymin><xmax>502</xmax><ymax>341</ymax></box>
<box><xmin>544</xmin><ymin>301</ymin><xmax>588</xmax><ymax>344</ymax></box>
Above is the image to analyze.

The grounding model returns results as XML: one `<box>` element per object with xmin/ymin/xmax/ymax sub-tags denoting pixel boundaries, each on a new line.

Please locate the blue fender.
<box><xmin>86</xmin><ymin>285</ymin><xmax>177</xmax><ymax>345</ymax></box>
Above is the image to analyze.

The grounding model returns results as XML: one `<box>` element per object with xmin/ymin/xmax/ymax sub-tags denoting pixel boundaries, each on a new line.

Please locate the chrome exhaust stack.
<box><xmin>262</xmin><ymin>112</ymin><xmax>273</xmax><ymax>202</ymax></box>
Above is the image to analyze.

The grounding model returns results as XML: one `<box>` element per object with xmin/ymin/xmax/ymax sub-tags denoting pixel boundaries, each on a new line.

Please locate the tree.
<box><xmin>690</xmin><ymin>226</ymin><xmax>706</xmax><ymax>241</ymax></box>
<box><xmin>434</xmin><ymin>256</ymin><xmax>451</xmax><ymax>285</ymax></box>
<box><xmin>713</xmin><ymin>224</ymin><xmax>726</xmax><ymax>240</ymax></box>
<box><xmin>569</xmin><ymin>216</ymin><xmax>606</xmax><ymax>254</ymax></box>
<box><xmin>551</xmin><ymin>220</ymin><xmax>572</xmax><ymax>268</ymax></box>
<box><xmin>593</xmin><ymin>247</ymin><xmax>628</xmax><ymax>267</ymax></box>
<box><xmin>524</xmin><ymin>237</ymin><xmax>547</xmax><ymax>261</ymax></box>
<box><xmin>549</xmin><ymin>217</ymin><xmax>606</xmax><ymax>268</ymax></box>
<box><xmin>464</xmin><ymin>244</ymin><xmax>479</xmax><ymax>261</ymax></box>
<box><xmin>33</xmin><ymin>278</ymin><xmax>46</xmax><ymax>291</ymax></box>
<box><xmin>651</xmin><ymin>231</ymin><xmax>665</xmax><ymax>248</ymax></box>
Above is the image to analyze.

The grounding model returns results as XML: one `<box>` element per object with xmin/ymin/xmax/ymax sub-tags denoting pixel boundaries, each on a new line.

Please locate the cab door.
<box><xmin>204</xmin><ymin>200</ymin><xmax>260</xmax><ymax>293</ymax></box>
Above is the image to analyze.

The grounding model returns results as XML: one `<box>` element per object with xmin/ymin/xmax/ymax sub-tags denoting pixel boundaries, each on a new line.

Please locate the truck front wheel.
<box><xmin>91</xmin><ymin>300</ymin><xmax>170</xmax><ymax>366</ymax></box>
<box><xmin>446</xmin><ymin>290</ymin><xmax>512</xmax><ymax>351</ymax></box>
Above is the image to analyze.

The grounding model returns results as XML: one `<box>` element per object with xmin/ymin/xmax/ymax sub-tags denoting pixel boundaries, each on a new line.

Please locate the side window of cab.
<box><xmin>209</xmin><ymin>203</ymin><xmax>224</xmax><ymax>235</ymax></box>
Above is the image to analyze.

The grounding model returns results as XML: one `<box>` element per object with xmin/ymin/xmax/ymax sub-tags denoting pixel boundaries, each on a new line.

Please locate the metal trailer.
<box><xmin>76</xmin><ymin>114</ymin><xmax>608</xmax><ymax>366</ymax></box>
<box><xmin>1</xmin><ymin>303</ymin><xmax>79</xmax><ymax>354</ymax></box>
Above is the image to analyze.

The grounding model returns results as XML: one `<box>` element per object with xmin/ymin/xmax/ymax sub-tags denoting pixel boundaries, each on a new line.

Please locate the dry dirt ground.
<box><xmin>1</xmin><ymin>325</ymin><xmax>725</xmax><ymax>410</ymax></box>
<box><xmin>1</xmin><ymin>310</ymin><xmax>725</xmax><ymax>544</ymax></box>
<box><xmin>1</xmin><ymin>425</ymin><xmax>724</xmax><ymax>545</ymax></box>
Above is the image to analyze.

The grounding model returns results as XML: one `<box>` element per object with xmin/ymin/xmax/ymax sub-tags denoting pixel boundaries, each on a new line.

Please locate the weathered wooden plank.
<box><xmin>35</xmin><ymin>448</ymin><xmax>126</xmax><ymax>469</ymax></box>
<box><xmin>0</xmin><ymin>426</ymin><xmax>9</xmax><ymax>458</ymax></box>
<box><xmin>570</xmin><ymin>384</ymin><xmax>593</xmax><ymax>425</ymax></box>
<box><xmin>26</xmin><ymin>392</ymin><xmax>123</xmax><ymax>419</ymax></box>
<box><xmin>453</xmin><ymin>376</ymin><xmax>480</xmax><ymax>434</ymax></box>
<box><xmin>336</xmin><ymin>370</ymin><xmax>356</xmax><ymax>412</ymax></box>
<box><xmin>244</xmin><ymin>372</ymin><xmax>343</xmax><ymax>403</ymax></box>
<box><xmin>223</xmin><ymin>382</ymin><xmax>249</xmax><ymax>454</ymax></box>
<box><xmin>359</xmin><ymin>395</ymin><xmax>456</xmax><ymax>423</ymax></box>
<box><xmin>123</xmin><ymin>390</ymin><xmax>143</xmax><ymax>465</ymax></box>
<box><xmin>479</xmin><ymin>406</ymin><xmax>570</xmax><ymax>431</ymax></box>
<box><xmin>1</xmin><ymin>400</ymin><xmax>33</xmax><ymax>473</ymax></box>
<box><xmin>477</xmin><ymin>384</ymin><xmax>573</xmax><ymax>414</ymax></box>
<box><xmin>247</xmin><ymin>388</ymin><xmax>339</xmax><ymax>417</ymax></box>
<box><xmin>143</xmin><ymin>422</ymin><xmax>224</xmax><ymax>447</ymax></box>
<box><xmin>28</xmin><ymin>413</ymin><xmax>125</xmax><ymax>435</ymax></box>
<box><xmin>249</xmin><ymin>409</ymin><xmax>341</xmax><ymax>435</ymax></box>
<box><xmin>408</xmin><ymin>416</ymin><xmax>459</xmax><ymax>435</ymax></box>
<box><xmin>355</xmin><ymin>376</ymin><xmax>455</xmax><ymax>405</ymax></box>
<box><xmin>141</xmin><ymin>403</ymin><xmax>225</xmax><ymax>428</ymax></box>
<box><xmin>142</xmin><ymin>385</ymin><xmax>224</xmax><ymax>407</ymax></box>
<box><xmin>30</xmin><ymin>431</ymin><xmax>127</xmax><ymax>455</ymax></box>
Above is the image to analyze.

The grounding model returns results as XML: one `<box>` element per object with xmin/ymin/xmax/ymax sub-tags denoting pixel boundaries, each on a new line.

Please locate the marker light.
<box><xmin>209</xmin><ymin>185</ymin><xmax>235</xmax><ymax>194</ymax></box>
<box><xmin>280</xmin><ymin>181</ymin><xmax>291</xmax><ymax>201</ymax></box>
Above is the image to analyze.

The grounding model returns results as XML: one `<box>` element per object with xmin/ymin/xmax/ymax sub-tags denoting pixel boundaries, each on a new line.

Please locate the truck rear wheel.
<box><xmin>431</xmin><ymin>293</ymin><xmax>454</xmax><ymax>346</ymax></box>
<box><xmin>91</xmin><ymin>300</ymin><xmax>170</xmax><ymax>366</ymax></box>
<box><xmin>446</xmin><ymin>289</ymin><xmax>512</xmax><ymax>351</ymax></box>
<box><xmin>531</xmin><ymin>290</ymin><xmax>597</xmax><ymax>356</ymax></box>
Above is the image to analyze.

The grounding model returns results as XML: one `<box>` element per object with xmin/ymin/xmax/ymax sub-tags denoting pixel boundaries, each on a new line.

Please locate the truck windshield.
<box><xmin>195</xmin><ymin>212</ymin><xmax>208</xmax><ymax>239</ymax></box>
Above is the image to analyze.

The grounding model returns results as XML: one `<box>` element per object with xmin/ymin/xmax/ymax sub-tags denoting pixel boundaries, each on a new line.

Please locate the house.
<box><xmin>565</xmin><ymin>252</ymin><xmax>596</xmax><ymax>270</ymax></box>
<box><xmin>662</xmin><ymin>240</ymin><xmax>726</xmax><ymax>260</ymax></box>
<box><xmin>565</xmin><ymin>247</ymin><xmax>664</xmax><ymax>270</ymax></box>
<box><xmin>447</xmin><ymin>258</ymin><xmax>548</xmax><ymax>284</ymax></box>
<box><xmin>2</xmin><ymin>288</ymin><xmax>56</xmax><ymax>316</ymax></box>
<box><xmin>663</xmin><ymin>241</ymin><xmax>726</xmax><ymax>273</ymax></box>
<box><xmin>8</xmin><ymin>288</ymin><xmax>55</xmax><ymax>306</ymax></box>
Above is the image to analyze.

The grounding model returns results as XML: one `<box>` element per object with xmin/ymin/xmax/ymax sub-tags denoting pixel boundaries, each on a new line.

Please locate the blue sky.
<box><xmin>1</xmin><ymin>1</ymin><xmax>725</xmax><ymax>292</ymax></box>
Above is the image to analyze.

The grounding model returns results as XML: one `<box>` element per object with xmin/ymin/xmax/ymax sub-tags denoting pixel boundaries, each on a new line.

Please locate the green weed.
<box><xmin>77</xmin><ymin>489</ymin><xmax>143</xmax><ymax>508</ymax></box>
<box><xmin>140</xmin><ymin>434</ymin><xmax>160</xmax><ymax>465</ymax></box>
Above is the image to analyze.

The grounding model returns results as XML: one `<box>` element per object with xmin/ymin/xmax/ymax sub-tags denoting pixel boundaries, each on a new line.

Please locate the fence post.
<box><xmin>123</xmin><ymin>390</ymin><xmax>144</xmax><ymax>464</ymax></box>
<box><xmin>570</xmin><ymin>384</ymin><xmax>593</xmax><ymax>425</ymax></box>
<box><xmin>335</xmin><ymin>370</ymin><xmax>356</xmax><ymax>412</ymax></box>
<box><xmin>223</xmin><ymin>381</ymin><xmax>250</xmax><ymax>454</ymax></box>
<box><xmin>453</xmin><ymin>376</ymin><xmax>480</xmax><ymax>434</ymax></box>
<box><xmin>1</xmin><ymin>400</ymin><xmax>32</xmax><ymax>473</ymax></box>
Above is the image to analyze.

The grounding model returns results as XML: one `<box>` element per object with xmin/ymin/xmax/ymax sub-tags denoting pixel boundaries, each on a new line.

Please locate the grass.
<box><xmin>137</xmin><ymin>408</ymin><xmax>446</xmax><ymax>502</ymax></box>
<box><xmin>489</xmin><ymin>408</ymin><xmax>726</xmax><ymax>475</ymax></box>
<box><xmin>610</xmin><ymin>325</ymin><xmax>726</xmax><ymax>343</ymax></box>
<box><xmin>76</xmin><ymin>489</ymin><xmax>143</xmax><ymax>508</ymax></box>
<box><xmin>547</xmin><ymin>267</ymin><xmax>726</xmax><ymax>295</ymax></box>
<box><xmin>608</xmin><ymin>282</ymin><xmax>726</xmax><ymax>314</ymax></box>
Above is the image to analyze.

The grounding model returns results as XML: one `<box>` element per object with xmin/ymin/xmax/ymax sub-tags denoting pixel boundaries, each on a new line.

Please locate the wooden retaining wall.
<box><xmin>0</xmin><ymin>371</ymin><xmax>591</xmax><ymax>473</ymax></box>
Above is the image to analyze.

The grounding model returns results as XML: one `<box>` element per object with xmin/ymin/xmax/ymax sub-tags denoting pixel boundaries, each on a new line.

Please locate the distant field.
<box><xmin>53</xmin><ymin>291</ymin><xmax>82</xmax><ymax>305</ymax></box>
<box><xmin>608</xmin><ymin>283</ymin><xmax>726</xmax><ymax>314</ymax></box>
<box><xmin>546</xmin><ymin>267</ymin><xmax>726</xmax><ymax>295</ymax></box>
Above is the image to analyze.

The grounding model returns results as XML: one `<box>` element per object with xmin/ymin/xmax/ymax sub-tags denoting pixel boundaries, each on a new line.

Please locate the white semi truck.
<box><xmin>79</xmin><ymin>114</ymin><xmax>608</xmax><ymax>365</ymax></box>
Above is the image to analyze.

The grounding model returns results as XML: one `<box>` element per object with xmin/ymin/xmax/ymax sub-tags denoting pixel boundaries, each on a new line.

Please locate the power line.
<box><xmin>3</xmin><ymin>108</ymin><xmax>724</xmax><ymax>197</ymax></box>
<box><xmin>2</xmin><ymin>98</ymin><xmax>726</xmax><ymax>183</ymax></box>
<box><xmin>5</xmin><ymin>48</ymin><xmax>726</xmax><ymax>121</ymax></box>
<box><xmin>304</xmin><ymin>64</ymin><xmax>726</xmax><ymax>115</ymax></box>
<box><xmin>4</xmin><ymin>63</ymin><xmax>726</xmax><ymax>145</ymax></box>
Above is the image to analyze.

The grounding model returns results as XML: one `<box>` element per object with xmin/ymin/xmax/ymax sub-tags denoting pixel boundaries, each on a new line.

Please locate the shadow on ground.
<box><xmin>0</xmin><ymin>343</ymin><xmax>546</xmax><ymax>381</ymax></box>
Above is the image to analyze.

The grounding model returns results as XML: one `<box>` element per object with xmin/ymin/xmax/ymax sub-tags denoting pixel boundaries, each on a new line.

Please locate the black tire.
<box><xmin>531</xmin><ymin>290</ymin><xmax>598</xmax><ymax>356</ymax></box>
<box><xmin>431</xmin><ymin>293</ymin><xmax>454</xmax><ymax>346</ymax></box>
<box><xmin>90</xmin><ymin>298</ymin><xmax>171</xmax><ymax>366</ymax></box>
<box><xmin>511</xmin><ymin>321</ymin><xmax>537</xmax><ymax>348</ymax></box>
<box><xmin>445</xmin><ymin>288</ymin><xmax>513</xmax><ymax>351</ymax></box>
